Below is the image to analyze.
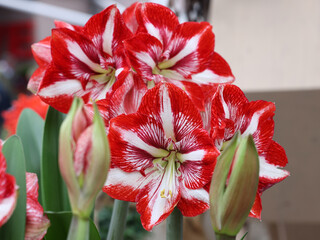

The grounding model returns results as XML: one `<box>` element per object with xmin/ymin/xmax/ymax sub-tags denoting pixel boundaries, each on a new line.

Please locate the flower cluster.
<box><xmin>28</xmin><ymin>2</ymin><xmax>289</xmax><ymax>232</ymax></box>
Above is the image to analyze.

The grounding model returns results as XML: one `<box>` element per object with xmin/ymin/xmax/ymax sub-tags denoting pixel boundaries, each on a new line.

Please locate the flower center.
<box><xmin>89</xmin><ymin>67</ymin><xmax>117</xmax><ymax>100</ymax></box>
<box><xmin>153</xmin><ymin>149</ymin><xmax>182</xmax><ymax>200</ymax></box>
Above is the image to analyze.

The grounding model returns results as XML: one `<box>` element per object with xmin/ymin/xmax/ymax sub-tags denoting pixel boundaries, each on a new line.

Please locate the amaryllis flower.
<box><xmin>123</xmin><ymin>2</ymin><xmax>234</xmax><ymax>110</ymax></box>
<box><xmin>2</xmin><ymin>94</ymin><xmax>49</xmax><ymax>135</ymax></box>
<box><xmin>210</xmin><ymin>84</ymin><xmax>289</xmax><ymax>218</ymax></box>
<box><xmin>25</xmin><ymin>173</ymin><xmax>50</xmax><ymax>240</ymax></box>
<box><xmin>0</xmin><ymin>140</ymin><xmax>18</xmax><ymax>227</ymax></box>
<box><xmin>104</xmin><ymin>82</ymin><xmax>219</xmax><ymax>230</ymax></box>
<box><xmin>33</xmin><ymin>5</ymin><xmax>133</xmax><ymax>113</ymax></box>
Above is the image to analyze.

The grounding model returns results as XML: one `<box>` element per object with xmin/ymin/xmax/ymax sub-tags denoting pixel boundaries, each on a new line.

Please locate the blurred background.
<box><xmin>0</xmin><ymin>0</ymin><xmax>319</xmax><ymax>239</ymax></box>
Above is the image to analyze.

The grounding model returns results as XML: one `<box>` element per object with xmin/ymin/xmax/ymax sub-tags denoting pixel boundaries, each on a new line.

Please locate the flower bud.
<box><xmin>59</xmin><ymin>98</ymin><xmax>110</xmax><ymax>217</ymax></box>
<box><xmin>209</xmin><ymin>133</ymin><xmax>259</xmax><ymax>237</ymax></box>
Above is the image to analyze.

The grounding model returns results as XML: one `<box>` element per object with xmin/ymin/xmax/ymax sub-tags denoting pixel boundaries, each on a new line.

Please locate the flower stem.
<box><xmin>215</xmin><ymin>233</ymin><xmax>236</xmax><ymax>240</ymax></box>
<box><xmin>67</xmin><ymin>215</ymin><xmax>90</xmax><ymax>240</ymax></box>
<box><xmin>106</xmin><ymin>200</ymin><xmax>129</xmax><ymax>240</ymax></box>
<box><xmin>166</xmin><ymin>207</ymin><xmax>183</xmax><ymax>240</ymax></box>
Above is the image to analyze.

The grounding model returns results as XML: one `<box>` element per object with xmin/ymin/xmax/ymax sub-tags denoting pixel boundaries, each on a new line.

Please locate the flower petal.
<box><xmin>109</xmin><ymin>113</ymin><xmax>168</xmax><ymax>172</ymax></box>
<box><xmin>238</xmin><ymin>100</ymin><xmax>276</xmax><ymax>153</ymax></box>
<box><xmin>136</xmin><ymin>171</ymin><xmax>181</xmax><ymax>231</ymax></box>
<box><xmin>0</xmin><ymin>174</ymin><xmax>17</xmax><ymax>227</ymax></box>
<box><xmin>31</xmin><ymin>36</ymin><xmax>52</xmax><ymax>67</ymax></box>
<box><xmin>191</xmin><ymin>52</ymin><xmax>235</xmax><ymax>84</ymax></box>
<box><xmin>177</xmin><ymin>128</ymin><xmax>218</xmax><ymax>189</ymax></box>
<box><xmin>249</xmin><ymin>192</ymin><xmax>262</xmax><ymax>219</ymax></box>
<box><xmin>160</xmin><ymin>22</ymin><xmax>214</xmax><ymax>80</ymax></box>
<box><xmin>103</xmin><ymin>167</ymin><xmax>156</xmax><ymax>202</ymax></box>
<box><xmin>51</xmin><ymin>28</ymin><xmax>102</xmax><ymax>81</ymax></box>
<box><xmin>122</xmin><ymin>2</ymin><xmax>140</xmax><ymax>34</ymax></box>
<box><xmin>211</xmin><ymin>84</ymin><xmax>248</xmax><ymax>146</ymax></box>
<box><xmin>138</xmin><ymin>83</ymin><xmax>204</xmax><ymax>141</ymax></box>
<box><xmin>177</xmin><ymin>184</ymin><xmax>209</xmax><ymax>217</ymax></box>
<box><xmin>25</xmin><ymin>173</ymin><xmax>50</xmax><ymax>240</ymax></box>
<box><xmin>258</xmin><ymin>156</ymin><xmax>289</xmax><ymax>191</ymax></box>
<box><xmin>136</xmin><ymin>3</ymin><xmax>179</xmax><ymax>49</ymax></box>
<box><xmin>84</xmin><ymin>5</ymin><xmax>132</xmax><ymax>56</ymax></box>
<box><xmin>124</xmin><ymin>33</ymin><xmax>163</xmax><ymax>80</ymax></box>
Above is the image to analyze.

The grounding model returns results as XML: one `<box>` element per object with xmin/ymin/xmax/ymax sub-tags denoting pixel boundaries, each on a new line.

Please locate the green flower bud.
<box><xmin>59</xmin><ymin>98</ymin><xmax>110</xmax><ymax>217</ymax></box>
<box><xmin>209</xmin><ymin>132</ymin><xmax>259</xmax><ymax>237</ymax></box>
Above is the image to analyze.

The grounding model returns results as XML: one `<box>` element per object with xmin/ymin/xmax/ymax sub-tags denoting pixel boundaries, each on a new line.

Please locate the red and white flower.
<box><xmin>25</xmin><ymin>173</ymin><xmax>50</xmax><ymax>240</ymax></box>
<box><xmin>210</xmin><ymin>84</ymin><xmax>289</xmax><ymax>218</ymax></box>
<box><xmin>34</xmin><ymin>5</ymin><xmax>133</xmax><ymax>113</ymax></box>
<box><xmin>0</xmin><ymin>140</ymin><xmax>18</xmax><ymax>227</ymax></box>
<box><xmin>104</xmin><ymin>82</ymin><xmax>219</xmax><ymax>230</ymax></box>
<box><xmin>123</xmin><ymin>2</ymin><xmax>234</xmax><ymax>110</ymax></box>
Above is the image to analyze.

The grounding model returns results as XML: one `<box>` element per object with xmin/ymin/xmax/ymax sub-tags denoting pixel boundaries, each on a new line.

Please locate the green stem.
<box><xmin>215</xmin><ymin>233</ymin><xmax>236</xmax><ymax>240</ymax></box>
<box><xmin>67</xmin><ymin>215</ymin><xmax>90</xmax><ymax>240</ymax></box>
<box><xmin>166</xmin><ymin>207</ymin><xmax>183</xmax><ymax>240</ymax></box>
<box><xmin>107</xmin><ymin>200</ymin><xmax>129</xmax><ymax>240</ymax></box>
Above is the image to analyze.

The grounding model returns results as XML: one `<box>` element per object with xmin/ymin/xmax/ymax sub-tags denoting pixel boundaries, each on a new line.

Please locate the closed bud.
<box><xmin>59</xmin><ymin>98</ymin><xmax>110</xmax><ymax>217</ymax></box>
<box><xmin>209</xmin><ymin>133</ymin><xmax>259</xmax><ymax>237</ymax></box>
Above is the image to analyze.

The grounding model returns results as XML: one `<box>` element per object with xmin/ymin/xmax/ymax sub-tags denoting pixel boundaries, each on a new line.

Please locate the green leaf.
<box><xmin>45</xmin><ymin>212</ymin><xmax>72</xmax><ymax>240</ymax></box>
<box><xmin>41</xmin><ymin>107</ymin><xmax>70</xmax><ymax>212</ymax></box>
<box><xmin>0</xmin><ymin>135</ymin><xmax>27</xmax><ymax>240</ymax></box>
<box><xmin>89</xmin><ymin>217</ymin><xmax>101</xmax><ymax>240</ymax></box>
<box><xmin>16</xmin><ymin>109</ymin><xmax>44</xmax><ymax>178</ymax></box>
<box><xmin>45</xmin><ymin>212</ymin><xmax>100</xmax><ymax>240</ymax></box>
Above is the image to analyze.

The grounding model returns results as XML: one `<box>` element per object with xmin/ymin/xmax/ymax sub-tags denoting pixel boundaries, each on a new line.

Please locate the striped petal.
<box><xmin>0</xmin><ymin>175</ymin><xmax>17</xmax><ymax>227</ymax></box>
<box><xmin>103</xmin><ymin>167</ymin><xmax>156</xmax><ymax>202</ymax></box>
<box><xmin>108</xmin><ymin>114</ymin><xmax>169</xmax><ymax>172</ymax></box>
<box><xmin>136</xmin><ymin>170</ymin><xmax>181</xmax><ymax>231</ymax></box>
<box><xmin>237</xmin><ymin>100</ymin><xmax>276</xmax><ymax>153</ymax></box>
<box><xmin>51</xmin><ymin>28</ymin><xmax>102</xmax><ymax>82</ymax></box>
<box><xmin>211</xmin><ymin>84</ymin><xmax>249</xmax><ymax>146</ymax></box>
<box><xmin>28</xmin><ymin>36</ymin><xmax>52</xmax><ymax>93</ymax></box>
<box><xmin>177</xmin><ymin>184</ymin><xmax>209</xmax><ymax>217</ymax></box>
<box><xmin>138</xmin><ymin>83</ymin><xmax>204</xmax><ymax>141</ymax></box>
<box><xmin>25</xmin><ymin>173</ymin><xmax>50</xmax><ymax>240</ymax></box>
<box><xmin>177</xmin><ymin>128</ymin><xmax>218</xmax><ymax>189</ymax></box>
<box><xmin>249</xmin><ymin>192</ymin><xmax>262</xmax><ymax>219</ymax></box>
<box><xmin>191</xmin><ymin>52</ymin><xmax>235</xmax><ymax>84</ymax></box>
<box><xmin>31</xmin><ymin>36</ymin><xmax>51</xmax><ymax>67</ymax></box>
<box><xmin>0</xmin><ymin>141</ymin><xmax>18</xmax><ymax>227</ymax></box>
<box><xmin>122</xmin><ymin>2</ymin><xmax>140</xmax><ymax>34</ymax></box>
<box><xmin>160</xmin><ymin>22</ymin><xmax>214</xmax><ymax>80</ymax></box>
<box><xmin>124</xmin><ymin>33</ymin><xmax>163</xmax><ymax>81</ymax></box>
<box><xmin>136</xmin><ymin>2</ymin><xmax>179</xmax><ymax>49</ymax></box>
<box><xmin>84</xmin><ymin>5</ymin><xmax>132</xmax><ymax>56</ymax></box>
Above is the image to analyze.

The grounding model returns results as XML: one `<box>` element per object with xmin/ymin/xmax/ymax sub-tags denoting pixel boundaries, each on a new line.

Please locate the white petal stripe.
<box><xmin>242</xmin><ymin>106</ymin><xmax>271</xmax><ymax>136</ymax></box>
<box><xmin>176</xmin><ymin>149</ymin><xmax>205</xmax><ymax>162</ymax></box>
<box><xmin>117</xmin><ymin>127</ymin><xmax>168</xmax><ymax>158</ymax></box>
<box><xmin>0</xmin><ymin>194</ymin><xmax>16</xmax><ymax>223</ymax></box>
<box><xmin>259</xmin><ymin>157</ymin><xmax>289</xmax><ymax>179</ymax></box>
<box><xmin>167</xmin><ymin>34</ymin><xmax>200</xmax><ymax>67</ymax></box>
<box><xmin>135</xmin><ymin>51</ymin><xmax>157</xmax><ymax>69</ymax></box>
<box><xmin>160</xmin><ymin>85</ymin><xmax>175</xmax><ymax>140</ymax></box>
<box><xmin>191</xmin><ymin>69</ymin><xmax>234</xmax><ymax>84</ymax></box>
<box><xmin>66</xmin><ymin>40</ymin><xmax>103</xmax><ymax>73</ymax></box>
<box><xmin>102</xmin><ymin>8</ymin><xmax>116</xmax><ymax>56</ymax></box>
<box><xmin>38</xmin><ymin>80</ymin><xmax>83</xmax><ymax>97</ymax></box>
